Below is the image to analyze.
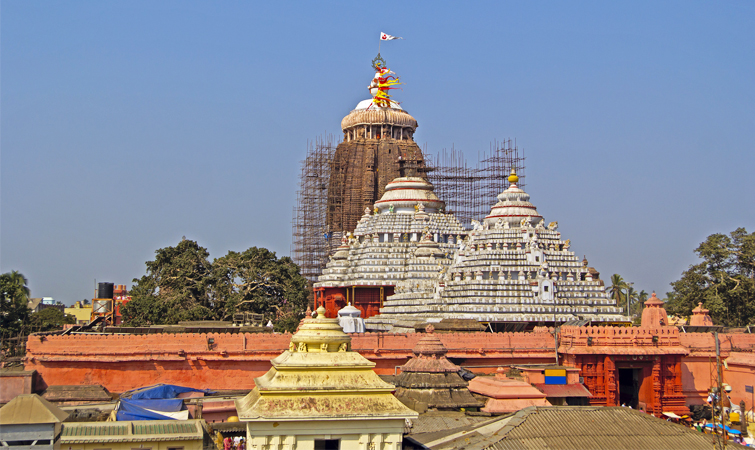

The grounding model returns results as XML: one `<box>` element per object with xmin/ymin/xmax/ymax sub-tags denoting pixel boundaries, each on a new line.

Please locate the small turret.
<box><xmin>641</xmin><ymin>292</ymin><xmax>668</xmax><ymax>327</ymax></box>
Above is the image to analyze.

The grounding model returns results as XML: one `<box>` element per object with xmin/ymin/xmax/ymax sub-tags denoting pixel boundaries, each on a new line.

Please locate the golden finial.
<box><xmin>508</xmin><ymin>168</ymin><xmax>519</xmax><ymax>185</ymax></box>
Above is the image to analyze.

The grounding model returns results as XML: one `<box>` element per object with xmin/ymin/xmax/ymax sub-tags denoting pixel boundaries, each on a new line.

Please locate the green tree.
<box><xmin>122</xmin><ymin>240</ymin><xmax>309</xmax><ymax>332</ymax></box>
<box><xmin>665</xmin><ymin>228</ymin><xmax>755</xmax><ymax>327</ymax></box>
<box><xmin>30</xmin><ymin>308</ymin><xmax>75</xmax><ymax>331</ymax></box>
<box><xmin>625</xmin><ymin>285</ymin><xmax>638</xmax><ymax>317</ymax></box>
<box><xmin>209</xmin><ymin>247</ymin><xmax>308</xmax><ymax>332</ymax></box>
<box><xmin>631</xmin><ymin>290</ymin><xmax>649</xmax><ymax>318</ymax></box>
<box><xmin>607</xmin><ymin>274</ymin><xmax>628</xmax><ymax>312</ymax></box>
<box><xmin>121</xmin><ymin>238</ymin><xmax>213</xmax><ymax>325</ymax></box>
<box><xmin>0</xmin><ymin>271</ymin><xmax>31</xmax><ymax>335</ymax></box>
<box><xmin>6</xmin><ymin>271</ymin><xmax>30</xmax><ymax>301</ymax></box>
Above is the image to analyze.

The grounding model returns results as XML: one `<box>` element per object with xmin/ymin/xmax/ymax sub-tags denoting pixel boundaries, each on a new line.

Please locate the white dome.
<box><xmin>354</xmin><ymin>99</ymin><xmax>403</xmax><ymax>111</ymax></box>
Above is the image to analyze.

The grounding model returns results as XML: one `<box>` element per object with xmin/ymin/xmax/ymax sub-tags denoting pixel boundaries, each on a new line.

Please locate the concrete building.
<box><xmin>558</xmin><ymin>293</ymin><xmax>690</xmax><ymax>416</ymax></box>
<box><xmin>64</xmin><ymin>302</ymin><xmax>92</xmax><ymax>325</ymax></box>
<box><xmin>235</xmin><ymin>306</ymin><xmax>417</xmax><ymax>450</ymax></box>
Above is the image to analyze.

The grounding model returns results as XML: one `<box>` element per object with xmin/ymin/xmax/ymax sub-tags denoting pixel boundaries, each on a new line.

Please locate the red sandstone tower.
<box><xmin>326</xmin><ymin>54</ymin><xmax>427</xmax><ymax>233</ymax></box>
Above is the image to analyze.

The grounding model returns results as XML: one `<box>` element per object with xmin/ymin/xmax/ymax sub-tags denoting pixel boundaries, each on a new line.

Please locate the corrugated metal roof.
<box><xmin>133</xmin><ymin>422</ymin><xmax>197</xmax><ymax>435</ymax></box>
<box><xmin>408</xmin><ymin>407</ymin><xmax>737</xmax><ymax>450</ymax></box>
<box><xmin>410</xmin><ymin>412</ymin><xmax>493</xmax><ymax>435</ymax></box>
<box><xmin>62</xmin><ymin>425</ymin><xmax>128</xmax><ymax>437</ymax></box>
<box><xmin>484</xmin><ymin>407</ymin><xmax>731</xmax><ymax>450</ymax></box>
<box><xmin>60</xmin><ymin>420</ymin><xmax>204</xmax><ymax>444</ymax></box>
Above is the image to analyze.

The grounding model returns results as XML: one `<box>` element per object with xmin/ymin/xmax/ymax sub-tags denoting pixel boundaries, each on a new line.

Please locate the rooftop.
<box><xmin>60</xmin><ymin>420</ymin><xmax>203</xmax><ymax>444</ymax></box>
<box><xmin>0</xmin><ymin>394</ymin><xmax>69</xmax><ymax>425</ymax></box>
<box><xmin>405</xmin><ymin>406</ymin><xmax>738</xmax><ymax>450</ymax></box>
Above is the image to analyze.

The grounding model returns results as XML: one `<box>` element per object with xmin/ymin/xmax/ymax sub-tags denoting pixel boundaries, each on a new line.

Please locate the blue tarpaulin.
<box><xmin>121</xmin><ymin>384</ymin><xmax>210</xmax><ymax>400</ymax></box>
<box><xmin>116</xmin><ymin>399</ymin><xmax>175</xmax><ymax>421</ymax></box>
<box><xmin>116</xmin><ymin>384</ymin><xmax>212</xmax><ymax>421</ymax></box>
<box><xmin>123</xmin><ymin>398</ymin><xmax>184</xmax><ymax>411</ymax></box>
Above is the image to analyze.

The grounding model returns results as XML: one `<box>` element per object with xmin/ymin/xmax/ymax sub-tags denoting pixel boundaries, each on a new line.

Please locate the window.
<box><xmin>543</xmin><ymin>286</ymin><xmax>549</xmax><ymax>292</ymax></box>
<box><xmin>314</xmin><ymin>439</ymin><xmax>340</xmax><ymax>450</ymax></box>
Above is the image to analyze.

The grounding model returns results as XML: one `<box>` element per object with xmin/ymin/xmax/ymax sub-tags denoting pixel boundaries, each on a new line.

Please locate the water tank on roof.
<box><xmin>93</xmin><ymin>300</ymin><xmax>112</xmax><ymax>314</ymax></box>
<box><xmin>97</xmin><ymin>282</ymin><xmax>114</xmax><ymax>299</ymax></box>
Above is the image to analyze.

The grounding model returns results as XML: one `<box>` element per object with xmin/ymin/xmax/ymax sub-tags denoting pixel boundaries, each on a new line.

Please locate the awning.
<box><xmin>663</xmin><ymin>412</ymin><xmax>682</xmax><ymax>419</ymax></box>
<box><xmin>533</xmin><ymin>383</ymin><xmax>592</xmax><ymax>398</ymax></box>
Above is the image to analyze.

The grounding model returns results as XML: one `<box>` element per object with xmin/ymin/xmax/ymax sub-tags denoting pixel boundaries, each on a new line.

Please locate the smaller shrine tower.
<box><xmin>235</xmin><ymin>306</ymin><xmax>416</xmax><ymax>449</ymax></box>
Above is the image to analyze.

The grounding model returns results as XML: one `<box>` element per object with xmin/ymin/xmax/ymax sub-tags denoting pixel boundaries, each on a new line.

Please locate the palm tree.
<box><xmin>632</xmin><ymin>290</ymin><xmax>649</xmax><ymax>317</ymax></box>
<box><xmin>626</xmin><ymin>286</ymin><xmax>639</xmax><ymax>317</ymax></box>
<box><xmin>607</xmin><ymin>274</ymin><xmax>628</xmax><ymax>307</ymax></box>
<box><xmin>6</xmin><ymin>270</ymin><xmax>30</xmax><ymax>301</ymax></box>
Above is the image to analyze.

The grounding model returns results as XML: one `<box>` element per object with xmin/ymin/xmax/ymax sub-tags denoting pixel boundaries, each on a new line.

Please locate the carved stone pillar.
<box><xmin>652</xmin><ymin>356</ymin><xmax>663</xmax><ymax>417</ymax></box>
<box><xmin>605</xmin><ymin>355</ymin><xmax>617</xmax><ymax>406</ymax></box>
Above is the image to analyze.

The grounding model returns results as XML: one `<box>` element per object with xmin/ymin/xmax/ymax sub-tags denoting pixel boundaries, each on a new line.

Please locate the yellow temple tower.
<box><xmin>235</xmin><ymin>306</ymin><xmax>417</xmax><ymax>450</ymax></box>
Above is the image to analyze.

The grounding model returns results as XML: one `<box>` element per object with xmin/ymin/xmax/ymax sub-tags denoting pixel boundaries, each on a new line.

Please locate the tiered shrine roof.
<box><xmin>235</xmin><ymin>306</ymin><xmax>416</xmax><ymax>421</ymax></box>
<box><xmin>365</xmin><ymin>170</ymin><xmax>628</xmax><ymax>332</ymax></box>
<box><xmin>314</xmin><ymin>176</ymin><xmax>466</xmax><ymax>290</ymax></box>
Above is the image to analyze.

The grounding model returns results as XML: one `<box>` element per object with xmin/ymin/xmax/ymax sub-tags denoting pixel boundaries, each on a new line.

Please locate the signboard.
<box><xmin>746</xmin><ymin>385</ymin><xmax>753</xmax><ymax>394</ymax></box>
<box><xmin>545</xmin><ymin>369</ymin><xmax>566</xmax><ymax>385</ymax></box>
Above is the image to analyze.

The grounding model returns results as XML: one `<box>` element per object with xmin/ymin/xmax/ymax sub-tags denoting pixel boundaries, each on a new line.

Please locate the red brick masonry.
<box><xmin>24</xmin><ymin>328</ymin><xmax>755</xmax><ymax>413</ymax></box>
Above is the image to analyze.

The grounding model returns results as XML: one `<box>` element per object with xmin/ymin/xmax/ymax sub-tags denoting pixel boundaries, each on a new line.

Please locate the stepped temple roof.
<box><xmin>374</xmin><ymin>176</ymin><xmax>444</xmax><ymax>214</ymax></box>
<box><xmin>484</xmin><ymin>169</ymin><xmax>543</xmax><ymax>228</ymax></box>
<box><xmin>315</xmin><ymin>176</ymin><xmax>466</xmax><ymax>292</ymax></box>
<box><xmin>235</xmin><ymin>306</ymin><xmax>417</xmax><ymax>421</ymax></box>
<box><xmin>365</xmin><ymin>170</ymin><xmax>629</xmax><ymax>332</ymax></box>
<box><xmin>394</xmin><ymin>325</ymin><xmax>484</xmax><ymax>411</ymax></box>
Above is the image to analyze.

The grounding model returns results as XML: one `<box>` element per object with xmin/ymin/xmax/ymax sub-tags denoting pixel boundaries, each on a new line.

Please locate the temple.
<box><xmin>365</xmin><ymin>169</ymin><xmax>628</xmax><ymax>332</ymax></box>
<box><xmin>315</xmin><ymin>56</ymin><xmax>629</xmax><ymax>331</ymax></box>
<box><xmin>393</xmin><ymin>325</ymin><xmax>483</xmax><ymax>412</ymax></box>
<box><xmin>7</xmin><ymin>52</ymin><xmax>755</xmax><ymax>436</ymax></box>
<box><xmin>235</xmin><ymin>306</ymin><xmax>416</xmax><ymax>450</ymax></box>
<box><xmin>327</xmin><ymin>54</ymin><xmax>428</xmax><ymax>234</ymax></box>
<box><xmin>314</xmin><ymin>165</ymin><xmax>466</xmax><ymax>319</ymax></box>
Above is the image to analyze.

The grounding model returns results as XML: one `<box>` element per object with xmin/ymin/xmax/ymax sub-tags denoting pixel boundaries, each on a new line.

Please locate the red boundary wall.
<box><xmin>25</xmin><ymin>331</ymin><xmax>556</xmax><ymax>393</ymax></box>
<box><xmin>24</xmin><ymin>330</ymin><xmax>755</xmax><ymax>411</ymax></box>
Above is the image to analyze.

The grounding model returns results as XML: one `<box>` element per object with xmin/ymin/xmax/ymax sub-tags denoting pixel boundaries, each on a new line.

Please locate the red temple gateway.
<box><xmin>559</xmin><ymin>294</ymin><xmax>687</xmax><ymax>415</ymax></box>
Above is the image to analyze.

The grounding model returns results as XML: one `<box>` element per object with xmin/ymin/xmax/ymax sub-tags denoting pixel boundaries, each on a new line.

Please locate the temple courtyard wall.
<box><xmin>23</xmin><ymin>330</ymin><xmax>755</xmax><ymax>409</ymax></box>
<box><xmin>23</xmin><ymin>332</ymin><xmax>555</xmax><ymax>392</ymax></box>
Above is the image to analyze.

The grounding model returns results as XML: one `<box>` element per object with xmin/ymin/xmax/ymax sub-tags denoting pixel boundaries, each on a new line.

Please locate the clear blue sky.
<box><xmin>2</xmin><ymin>1</ymin><xmax>753</xmax><ymax>305</ymax></box>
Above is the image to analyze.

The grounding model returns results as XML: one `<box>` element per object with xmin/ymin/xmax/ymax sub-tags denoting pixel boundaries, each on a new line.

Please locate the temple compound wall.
<box><xmin>23</xmin><ymin>330</ymin><xmax>755</xmax><ymax>414</ymax></box>
<box><xmin>24</xmin><ymin>331</ymin><xmax>555</xmax><ymax>393</ymax></box>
